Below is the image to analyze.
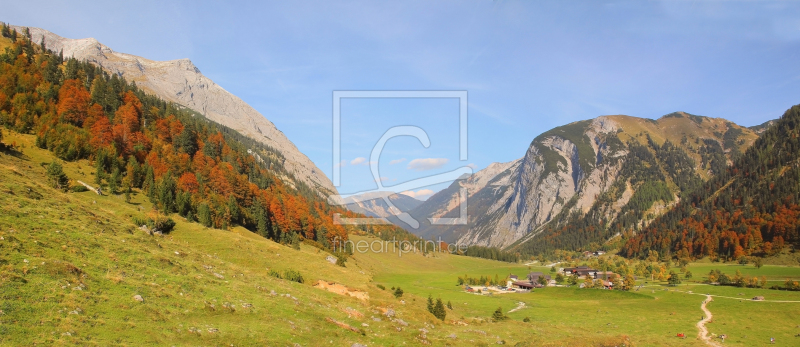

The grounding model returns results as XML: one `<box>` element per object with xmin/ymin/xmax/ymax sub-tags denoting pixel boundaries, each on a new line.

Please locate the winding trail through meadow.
<box><xmin>696</xmin><ymin>295</ymin><xmax>721</xmax><ymax>347</ymax></box>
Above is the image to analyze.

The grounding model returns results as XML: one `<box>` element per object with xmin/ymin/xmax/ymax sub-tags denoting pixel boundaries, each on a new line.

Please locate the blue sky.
<box><xmin>6</xmin><ymin>1</ymin><xmax>800</xmax><ymax>199</ymax></box>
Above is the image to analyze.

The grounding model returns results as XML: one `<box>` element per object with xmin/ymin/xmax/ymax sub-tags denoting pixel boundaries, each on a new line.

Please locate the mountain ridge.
<box><xmin>376</xmin><ymin>112</ymin><xmax>765</xmax><ymax>253</ymax></box>
<box><xmin>13</xmin><ymin>25</ymin><xmax>336</xmax><ymax>196</ymax></box>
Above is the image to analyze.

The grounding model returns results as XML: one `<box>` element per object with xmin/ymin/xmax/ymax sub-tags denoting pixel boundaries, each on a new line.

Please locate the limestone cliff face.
<box><xmin>456</xmin><ymin>117</ymin><xmax>618</xmax><ymax>248</ymax></box>
<box><xmin>17</xmin><ymin>26</ymin><xmax>336</xmax><ymax>196</ymax></box>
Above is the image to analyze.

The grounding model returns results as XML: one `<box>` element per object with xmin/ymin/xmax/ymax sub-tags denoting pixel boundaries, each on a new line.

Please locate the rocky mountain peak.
<box><xmin>14</xmin><ymin>25</ymin><xmax>336</xmax><ymax>196</ymax></box>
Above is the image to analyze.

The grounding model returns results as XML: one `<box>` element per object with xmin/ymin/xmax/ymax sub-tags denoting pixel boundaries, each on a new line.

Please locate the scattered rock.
<box><xmin>393</xmin><ymin>318</ymin><xmax>409</xmax><ymax>327</ymax></box>
<box><xmin>213</xmin><ymin>273</ymin><xmax>224</xmax><ymax>279</ymax></box>
<box><xmin>372</xmin><ymin>317</ymin><xmax>381</xmax><ymax>322</ymax></box>
<box><xmin>326</xmin><ymin>255</ymin><xmax>337</xmax><ymax>264</ymax></box>
<box><xmin>384</xmin><ymin>308</ymin><xmax>395</xmax><ymax>317</ymax></box>
<box><xmin>207</xmin><ymin>328</ymin><xmax>219</xmax><ymax>333</ymax></box>
<box><xmin>344</xmin><ymin>307</ymin><xmax>364</xmax><ymax>318</ymax></box>
<box><xmin>313</xmin><ymin>280</ymin><xmax>369</xmax><ymax>301</ymax></box>
<box><xmin>448</xmin><ymin>333</ymin><xmax>457</xmax><ymax>339</ymax></box>
<box><xmin>351</xmin><ymin>344</ymin><xmax>368</xmax><ymax>347</ymax></box>
<box><xmin>325</xmin><ymin>317</ymin><xmax>362</xmax><ymax>334</ymax></box>
<box><xmin>241</xmin><ymin>303</ymin><xmax>253</xmax><ymax>308</ymax></box>
<box><xmin>361</xmin><ymin>323</ymin><xmax>369</xmax><ymax>327</ymax></box>
<box><xmin>752</xmin><ymin>296</ymin><xmax>765</xmax><ymax>301</ymax></box>
<box><xmin>132</xmin><ymin>295</ymin><xmax>144</xmax><ymax>302</ymax></box>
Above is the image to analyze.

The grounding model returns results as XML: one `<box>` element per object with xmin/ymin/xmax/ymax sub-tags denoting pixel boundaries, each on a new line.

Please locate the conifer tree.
<box><xmin>108</xmin><ymin>167</ymin><xmax>120</xmax><ymax>194</ymax></box>
<box><xmin>46</xmin><ymin>161</ymin><xmax>69</xmax><ymax>191</ymax></box>
<box><xmin>426</xmin><ymin>295</ymin><xmax>434</xmax><ymax>314</ymax></box>
<box><xmin>433</xmin><ymin>298</ymin><xmax>446</xmax><ymax>321</ymax></box>
<box><xmin>198</xmin><ymin>203</ymin><xmax>212</xmax><ymax>227</ymax></box>
<box><xmin>491</xmin><ymin>307</ymin><xmax>508</xmax><ymax>321</ymax></box>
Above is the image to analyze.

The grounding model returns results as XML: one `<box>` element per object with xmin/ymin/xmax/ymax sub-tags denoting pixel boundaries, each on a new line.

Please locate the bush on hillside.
<box><xmin>268</xmin><ymin>269</ymin><xmax>281</xmax><ymax>279</ymax></box>
<box><xmin>131</xmin><ymin>214</ymin><xmax>176</xmax><ymax>234</ymax></box>
<box><xmin>71</xmin><ymin>185</ymin><xmax>89</xmax><ymax>193</ymax></box>
<box><xmin>283</xmin><ymin>269</ymin><xmax>304</xmax><ymax>284</ymax></box>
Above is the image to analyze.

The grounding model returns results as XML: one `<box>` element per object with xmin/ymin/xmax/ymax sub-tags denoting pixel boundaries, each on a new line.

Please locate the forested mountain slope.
<box><xmin>406</xmin><ymin>113</ymin><xmax>761</xmax><ymax>254</ymax></box>
<box><xmin>622</xmin><ymin>104</ymin><xmax>800</xmax><ymax>261</ymax></box>
<box><xmin>11</xmin><ymin>24</ymin><xmax>336</xmax><ymax>196</ymax></box>
<box><xmin>0</xmin><ymin>24</ymin><xmax>412</xmax><ymax>248</ymax></box>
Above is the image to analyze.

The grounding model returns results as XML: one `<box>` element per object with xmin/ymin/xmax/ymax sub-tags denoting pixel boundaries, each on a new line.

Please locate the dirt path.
<box><xmin>507</xmin><ymin>301</ymin><xmax>526</xmax><ymax>313</ymax></box>
<box><xmin>697</xmin><ymin>295</ymin><xmax>721</xmax><ymax>347</ymax></box>
<box><xmin>642</xmin><ymin>284</ymin><xmax>800</xmax><ymax>303</ymax></box>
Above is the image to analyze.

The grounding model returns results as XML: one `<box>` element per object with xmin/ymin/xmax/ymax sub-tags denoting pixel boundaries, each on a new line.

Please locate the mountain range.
<box><xmin>350</xmin><ymin>112</ymin><xmax>767</xmax><ymax>253</ymax></box>
<box><xmin>12</xmin><ymin>24</ymin><xmax>787</xmax><ymax>257</ymax></box>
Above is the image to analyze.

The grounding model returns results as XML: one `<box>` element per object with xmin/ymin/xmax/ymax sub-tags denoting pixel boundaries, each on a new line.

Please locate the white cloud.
<box><xmin>350</xmin><ymin>157</ymin><xmax>366</xmax><ymax>165</ymax></box>
<box><xmin>335</xmin><ymin>160</ymin><xmax>347</xmax><ymax>168</ymax></box>
<box><xmin>389</xmin><ymin>158</ymin><xmax>407</xmax><ymax>165</ymax></box>
<box><xmin>377</xmin><ymin>176</ymin><xmax>395</xmax><ymax>183</ymax></box>
<box><xmin>467</xmin><ymin>163</ymin><xmax>478</xmax><ymax>170</ymax></box>
<box><xmin>400</xmin><ymin>189</ymin><xmax>435</xmax><ymax>200</ymax></box>
<box><xmin>407</xmin><ymin>158</ymin><xmax>448</xmax><ymax>171</ymax></box>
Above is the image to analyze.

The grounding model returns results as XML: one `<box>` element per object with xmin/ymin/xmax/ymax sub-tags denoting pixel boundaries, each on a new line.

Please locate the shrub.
<box><xmin>283</xmin><ymin>269</ymin><xmax>304</xmax><ymax>284</ymax></box>
<box><xmin>268</xmin><ymin>269</ymin><xmax>282</xmax><ymax>279</ymax></box>
<box><xmin>377</xmin><ymin>284</ymin><xmax>385</xmax><ymax>290</ymax></box>
<box><xmin>131</xmin><ymin>215</ymin><xmax>176</xmax><ymax>234</ymax></box>
<box><xmin>152</xmin><ymin>216</ymin><xmax>176</xmax><ymax>233</ymax></box>
<box><xmin>336</xmin><ymin>253</ymin><xmax>347</xmax><ymax>267</ymax></box>
<box><xmin>523</xmin><ymin>316</ymin><xmax>531</xmax><ymax>322</ymax></box>
<box><xmin>71</xmin><ymin>185</ymin><xmax>88</xmax><ymax>192</ymax></box>
<box><xmin>393</xmin><ymin>287</ymin><xmax>404</xmax><ymax>298</ymax></box>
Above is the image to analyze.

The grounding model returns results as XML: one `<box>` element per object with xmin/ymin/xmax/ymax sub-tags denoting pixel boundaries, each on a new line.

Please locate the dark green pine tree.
<box><xmin>94</xmin><ymin>157</ymin><xmax>105</xmax><ymax>185</ymax></box>
<box><xmin>227</xmin><ymin>194</ymin><xmax>239</xmax><ymax>225</ymax></box>
<box><xmin>46</xmin><ymin>161</ymin><xmax>69</xmax><ymax>191</ymax></box>
<box><xmin>197</xmin><ymin>203</ymin><xmax>212</xmax><ymax>227</ymax></box>
<box><xmin>143</xmin><ymin>166</ymin><xmax>155</xmax><ymax>199</ymax></box>
<box><xmin>175</xmin><ymin>127</ymin><xmax>198</xmax><ymax>156</ymax></box>
<box><xmin>108</xmin><ymin>167</ymin><xmax>121</xmax><ymax>194</ymax></box>
<box><xmin>156</xmin><ymin>172</ymin><xmax>176</xmax><ymax>213</ymax></box>
<box><xmin>176</xmin><ymin>191</ymin><xmax>192</xmax><ymax>219</ymax></box>
<box><xmin>426</xmin><ymin>295</ymin><xmax>434</xmax><ymax>314</ymax></box>
<box><xmin>492</xmin><ymin>307</ymin><xmax>508</xmax><ymax>322</ymax></box>
<box><xmin>433</xmin><ymin>298</ymin><xmax>446</xmax><ymax>321</ymax></box>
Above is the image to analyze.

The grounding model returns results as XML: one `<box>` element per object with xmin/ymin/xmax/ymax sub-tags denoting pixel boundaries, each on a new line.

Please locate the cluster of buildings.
<box><xmin>464</xmin><ymin>265</ymin><xmax>623</xmax><ymax>293</ymax></box>
<box><xmin>508</xmin><ymin>272</ymin><xmax>553</xmax><ymax>290</ymax></box>
<box><xmin>561</xmin><ymin>266</ymin><xmax>619</xmax><ymax>289</ymax></box>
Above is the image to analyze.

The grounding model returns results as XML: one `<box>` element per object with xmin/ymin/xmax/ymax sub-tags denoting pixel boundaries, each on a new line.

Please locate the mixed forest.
<box><xmin>623</xmin><ymin>105</ymin><xmax>800</xmax><ymax>261</ymax></box>
<box><xmin>0</xmin><ymin>24</ymin><xmax>416</xmax><ymax>253</ymax></box>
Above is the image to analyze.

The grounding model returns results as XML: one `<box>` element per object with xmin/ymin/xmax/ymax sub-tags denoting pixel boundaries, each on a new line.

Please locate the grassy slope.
<box><xmin>3</xmin><ymin>129</ymin><xmax>800</xmax><ymax>346</ymax></box>
<box><xmin>0</xmin><ymin>131</ymin><xmax>440</xmax><ymax>346</ymax></box>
